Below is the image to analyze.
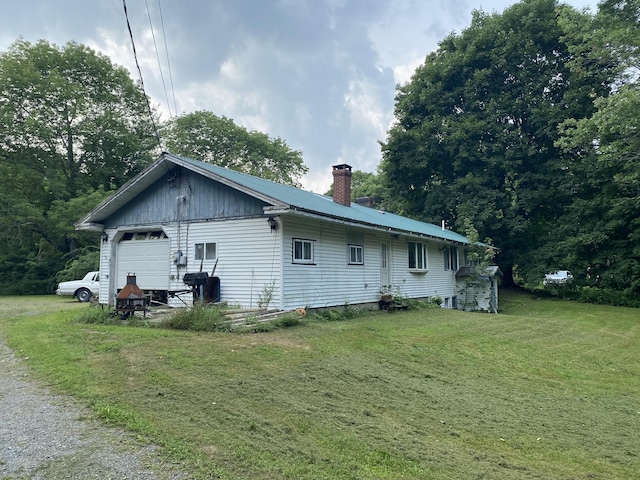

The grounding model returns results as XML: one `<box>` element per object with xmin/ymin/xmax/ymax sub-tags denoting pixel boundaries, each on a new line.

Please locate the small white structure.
<box><xmin>76</xmin><ymin>152</ymin><xmax>498</xmax><ymax>311</ymax></box>
<box><xmin>455</xmin><ymin>265</ymin><xmax>502</xmax><ymax>313</ymax></box>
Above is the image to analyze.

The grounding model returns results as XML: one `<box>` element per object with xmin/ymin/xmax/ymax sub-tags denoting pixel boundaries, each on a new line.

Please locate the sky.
<box><xmin>0</xmin><ymin>0</ymin><xmax>599</xmax><ymax>193</ymax></box>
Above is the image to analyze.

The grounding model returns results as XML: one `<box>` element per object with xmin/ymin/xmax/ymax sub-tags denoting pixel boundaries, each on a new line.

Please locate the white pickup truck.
<box><xmin>55</xmin><ymin>271</ymin><xmax>100</xmax><ymax>302</ymax></box>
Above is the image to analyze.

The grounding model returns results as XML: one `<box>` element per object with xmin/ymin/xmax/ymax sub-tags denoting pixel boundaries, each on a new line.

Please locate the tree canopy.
<box><xmin>0</xmin><ymin>39</ymin><xmax>157</xmax><ymax>294</ymax></box>
<box><xmin>0</xmin><ymin>40</ymin><xmax>310</xmax><ymax>294</ymax></box>
<box><xmin>546</xmin><ymin>0</ymin><xmax>640</xmax><ymax>295</ymax></box>
<box><xmin>380</xmin><ymin>0</ymin><xmax>621</xmax><ymax>287</ymax></box>
<box><xmin>162</xmin><ymin>111</ymin><xmax>308</xmax><ymax>186</ymax></box>
<box><xmin>0</xmin><ymin>39</ymin><xmax>158</xmax><ymax>197</ymax></box>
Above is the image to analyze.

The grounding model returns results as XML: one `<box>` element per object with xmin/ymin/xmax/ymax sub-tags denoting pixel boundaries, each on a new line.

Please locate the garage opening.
<box><xmin>116</xmin><ymin>230</ymin><xmax>170</xmax><ymax>304</ymax></box>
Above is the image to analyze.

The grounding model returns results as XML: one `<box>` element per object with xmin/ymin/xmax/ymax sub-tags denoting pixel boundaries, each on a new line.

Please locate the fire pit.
<box><xmin>116</xmin><ymin>274</ymin><xmax>148</xmax><ymax>318</ymax></box>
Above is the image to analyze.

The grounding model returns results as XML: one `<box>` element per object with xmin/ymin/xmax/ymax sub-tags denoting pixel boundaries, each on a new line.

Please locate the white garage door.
<box><xmin>116</xmin><ymin>230</ymin><xmax>169</xmax><ymax>291</ymax></box>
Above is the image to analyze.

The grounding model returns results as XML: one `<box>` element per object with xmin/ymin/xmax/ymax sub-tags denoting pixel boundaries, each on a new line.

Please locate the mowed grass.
<box><xmin>1</xmin><ymin>292</ymin><xmax>639</xmax><ymax>479</ymax></box>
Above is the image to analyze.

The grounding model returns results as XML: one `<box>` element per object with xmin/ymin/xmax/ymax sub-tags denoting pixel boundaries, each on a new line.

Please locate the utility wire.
<box><xmin>122</xmin><ymin>0</ymin><xmax>162</xmax><ymax>149</ymax></box>
<box><xmin>144</xmin><ymin>0</ymin><xmax>173</xmax><ymax>118</ymax></box>
<box><xmin>157</xmin><ymin>0</ymin><xmax>178</xmax><ymax>116</ymax></box>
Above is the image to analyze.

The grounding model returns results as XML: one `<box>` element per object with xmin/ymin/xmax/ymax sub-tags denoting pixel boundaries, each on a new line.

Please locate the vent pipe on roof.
<box><xmin>332</xmin><ymin>164</ymin><xmax>352</xmax><ymax>206</ymax></box>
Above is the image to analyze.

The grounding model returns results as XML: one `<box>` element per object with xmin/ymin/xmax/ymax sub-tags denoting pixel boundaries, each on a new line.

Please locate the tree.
<box><xmin>0</xmin><ymin>40</ymin><xmax>158</xmax><ymax>197</ymax></box>
<box><xmin>596</xmin><ymin>0</ymin><xmax>640</xmax><ymax>74</ymax></box>
<box><xmin>0</xmin><ymin>39</ymin><xmax>158</xmax><ymax>294</ymax></box>
<box><xmin>162</xmin><ymin>111</ymin><xmax>308</xmax><ymax>186</ymax></box>
<box><xmin>380</xmin><ymin>0</ymin><xmax>616</xmax><ymax>286</ymax></box>
<box><xmin>528</xmin><ymin>0</ymin><xmax>640</xmax><ymax>295</ymax></box>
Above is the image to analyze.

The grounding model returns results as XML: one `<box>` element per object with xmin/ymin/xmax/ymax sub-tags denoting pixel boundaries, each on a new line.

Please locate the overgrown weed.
<box><xmin>76</xmin><ymin>305</ymin><xmax>120</xmax><ymax>325</ymax></box>
<box><xmin>236</xmin><ymin>312</ymin><xmax>303</xmax><ymax>333</ymax></box>
<box><xmin>160</xmin><ymin>304</ymin><xmax>230</xmax><ymax>332</ymax></box>
<box><xmin>312</xmin><ymin>303</ymin><xmax>370</xmax><ymax>321</ymax></box>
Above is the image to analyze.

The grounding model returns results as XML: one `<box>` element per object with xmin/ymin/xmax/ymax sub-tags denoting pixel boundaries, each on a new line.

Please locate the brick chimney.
<box><xmin>332</xmin><ymin>164</ymin><xmax>352</xmax><ymax>206</ymax></box>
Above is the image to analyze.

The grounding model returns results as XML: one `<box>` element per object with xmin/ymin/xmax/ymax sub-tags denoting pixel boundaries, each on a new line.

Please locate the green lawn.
<box><xmin>1</xmin><ymin>292</ymin><xmax>638</xmax><ymax>479</ymax></box>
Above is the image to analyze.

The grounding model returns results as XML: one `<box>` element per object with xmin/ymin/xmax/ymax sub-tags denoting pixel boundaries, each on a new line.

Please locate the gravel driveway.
<box><xmin>0</xmin><ymin>337</ymin><xmax>188</xmax><ymax>480</ymax></box>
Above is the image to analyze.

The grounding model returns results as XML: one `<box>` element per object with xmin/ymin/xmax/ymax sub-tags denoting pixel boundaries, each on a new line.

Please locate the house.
<box><xmin>76</xmin><ymin>152</ymin><xmax>496</xmax><ymax>311</ymax></box>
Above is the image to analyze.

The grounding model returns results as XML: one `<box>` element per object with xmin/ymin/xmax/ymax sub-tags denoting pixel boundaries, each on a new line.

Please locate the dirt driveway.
<box><xmin>0</xmin><ymin>298</ymin><xmax>187</xmax><ymax>479</ymax></box>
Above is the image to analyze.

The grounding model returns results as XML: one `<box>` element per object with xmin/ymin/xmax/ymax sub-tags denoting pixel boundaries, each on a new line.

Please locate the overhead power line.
<box><xmin>157</xmin><ymin>0</ymin><xmax>178</xmax><ymax>116</ymax></box>
<box><xmin>122</xmin><ymin>0</ymin><xmax>162</xmax><ymax>149</ymax></box>
<box><xmin>145</xmin><ymin>0</ymin><xmax>174</xmax><ymax>118</ymax></box>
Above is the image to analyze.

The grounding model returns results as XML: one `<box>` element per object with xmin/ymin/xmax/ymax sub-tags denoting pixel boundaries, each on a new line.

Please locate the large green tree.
<box><xmin>0</xmin><ymin>39</ymin><xmax>158</xmax><ymax>196</ymax></box>
<box><xmin>380</xmin><ymin>0</ymin><xmax>616</xmax><ymax>285</ymax></box>
<box><xmin>544</xmin><ymin>0</ymin><xmax>640</xmax><ymax>294</ymax></box>
<box><xmin>162</xmin><ymin>111</ymin><xmax>308</xmax><ymax>186</ymax></box>
<box><xmin>0</xmin><ymin>39</ymin><xmax>158</xmax><ymax>294</ymax></box>
<box><xmin>551</xmin><ymin>85</ymin><xmax>640</xmax><ymax>293</ymax></box>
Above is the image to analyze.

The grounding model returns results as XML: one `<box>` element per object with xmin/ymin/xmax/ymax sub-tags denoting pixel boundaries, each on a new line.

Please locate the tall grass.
<box><xmin>1</xmin><ymin>291</ymin><xmax>638</xmax><ymax>479</ymax></box>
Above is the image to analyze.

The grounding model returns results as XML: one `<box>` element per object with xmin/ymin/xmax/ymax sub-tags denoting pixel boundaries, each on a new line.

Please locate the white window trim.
<box><xmin>293</xmin><ymin>238</ymin><xmax>315</xmax><ymax>264</ymax></box>
<box><xmin>444</xmin><ymin>246</ymin><xmax>458</xmax><ymax>271</ymax></box>
<box><xmin>408</xmin><ymin>241</ymin><xmax>428</xmax><ymax>272</ymax></box>
<box><xmin>348</xmin><ymin>244</ymin><xmax>364</xmax><ymax>265</ymax></box>
<box><xmin>450</xmin><ymin>246</ymin><xmax>458</xmax><ymax>271</ymax></box>
<box><xmin>194</xmin><ymin>242</ymin><xmax>217</xmax><ymax>261</ymax></box>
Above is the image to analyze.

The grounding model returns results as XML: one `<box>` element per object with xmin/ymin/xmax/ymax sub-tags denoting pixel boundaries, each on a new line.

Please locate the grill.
<box><xmin>183</xmin><ymin>272</ymin><xmax>209</xmax><ymax>304</ymax></box>
<box><xmin>116</xmin><ymin>274</ymin><xmax>148</xmax><ymax>317</ymax></box>
<box><xmin>183</xmin><ymin>272</ymin><xmax>209</xmax><ymax>287</ymax></box>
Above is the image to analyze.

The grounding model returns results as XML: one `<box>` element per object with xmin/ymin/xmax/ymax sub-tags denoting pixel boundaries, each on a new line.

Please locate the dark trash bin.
<box><xmin>204</xmin><ymin>276</ymin><xmax>220</xmax><ymax>303</ymax></box>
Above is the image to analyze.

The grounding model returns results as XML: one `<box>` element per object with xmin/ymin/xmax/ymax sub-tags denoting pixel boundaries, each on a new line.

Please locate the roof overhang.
<box><xmin>264</xmin><ymin>206</ymin><xmax>469</xmax><ymax>245</ymax></box>
<box><xmin>76</xmin><ymin>152</ymin><xmax>290</xmax><ymax>230</ymax></box>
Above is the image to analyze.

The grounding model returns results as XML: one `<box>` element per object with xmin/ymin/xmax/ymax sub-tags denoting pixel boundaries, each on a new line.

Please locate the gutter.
<box><xmin>263</xmin><ymin>206</ymin><xmax>469</xmax><ymax>245</ymax></box>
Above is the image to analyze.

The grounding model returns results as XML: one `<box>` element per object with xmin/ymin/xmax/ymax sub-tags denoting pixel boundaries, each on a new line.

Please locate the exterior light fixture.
<box><xmin>267</xmin><ymin>216</ymin><xmax>277</xmax><ymax>231</ymax></box>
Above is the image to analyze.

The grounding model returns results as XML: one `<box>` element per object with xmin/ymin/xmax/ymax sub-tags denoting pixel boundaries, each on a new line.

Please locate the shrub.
<box><xmin>161</xmin><ymin>304</ymin><xmax>230</xmax><ymax>332</ymax></box>
<box><xmin>405</xmin><ymin>297</ymin><xmax>442</xmax><ymax>310</ymax></box>
<box><xmin>576</xmin><ymin>286</ymin><xmax>640</xmax><ymax>308</ymax></box>
<box><xmin>275</xmin><ymin>313</ymin><xmax>303</xmax><ymax>328</ymax></box>
<box><xmin>314</xmin><ymin>304</ymin><xmax>369</xmax><ymax>322</ymax></box>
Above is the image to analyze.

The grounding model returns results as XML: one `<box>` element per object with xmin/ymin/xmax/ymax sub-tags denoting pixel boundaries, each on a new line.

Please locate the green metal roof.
<box><xmin>77</xmin><ymin>152</ymin><xmax>469</xmax><ymax>244</ymax></box>
<box><xmin>166</xmin><ymin>153</ymin><xmax>470</xmax><ymax>245</ymax></box>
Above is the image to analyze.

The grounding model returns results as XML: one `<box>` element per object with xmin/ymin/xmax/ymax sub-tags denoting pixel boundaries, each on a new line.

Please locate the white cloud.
<box><xmin>0</xmin><ymin>0</ymin><xmax>600</xmax><ymax>192</ymax></box>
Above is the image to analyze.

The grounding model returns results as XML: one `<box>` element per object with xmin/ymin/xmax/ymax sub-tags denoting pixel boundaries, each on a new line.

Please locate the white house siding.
<box><xmin>279</xmin><ymin>216</ymin><xmax>461</xmax><ymax>310</ymax></box>
<box><xmin>387</xmin><ymin>239</ymin><xmax>458</xmax><ymax>305</ymax></box>
<box><xmin>99</xmin><ymin>218</ymin><xmax>462</xmax><ymax>310</ymax></box>
<box><xmin>167</xmin><ymin>218</ymin><xmax>281</xmax><ymax>309</ymax></box>
<box><xmin>98</xmin><ymin>233</ymin><xmax>114</xmax><ymax>305</ymax></box>
<box><xmin>281</xmin><ymin>216</ymin><xmax>382</xmax><ymax>310</ymax></box>
<box><xmin>98</xmin><ymin>219</ymin><xmax>280</xmax><ymax>309</ymax></box>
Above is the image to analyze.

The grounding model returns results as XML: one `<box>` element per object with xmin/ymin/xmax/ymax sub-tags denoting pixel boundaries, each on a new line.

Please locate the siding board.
<box><xmin>105</xmin><ymin>168</ymin><xmax>267</xmax><ymax>228</ymax></box>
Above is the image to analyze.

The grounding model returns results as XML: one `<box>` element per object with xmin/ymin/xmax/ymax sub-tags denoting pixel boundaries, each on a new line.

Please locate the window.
<box><xmin>293</xmin><ymin>238</ymin><xmax>314</xmax><ymax>264</ymax></box>
<box><xmin>121</xmin><ymin>231</ymin><xmax>167</xmax><ymax>241</ymax></box>
<box><xmin>348</xmin><ymin>244</ymin><xmax>364</xmax><ymax>265</ymax></box>
<box><xmin>408</xmin><ymin>241</ymin><xmax>427</xmax><ymax>271</ymax></box>
<box><xmin>450</xmin><ymin>247</ymin><xmax>458</xmax><ymax>271</ymax></box>
<box><xmin>195</xmin><ymin>242</ymin><xmax>217</xmax><ymax>260</ymax></box>
<box><xmin>444</xmin><ymin>246</ymin><xmax>458</xmax><ymax>271</ymax></box>
<box><xmin>381</xmin><ymin>243</ymin><xmax>388</xmax><ymax>269</ymax></box>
